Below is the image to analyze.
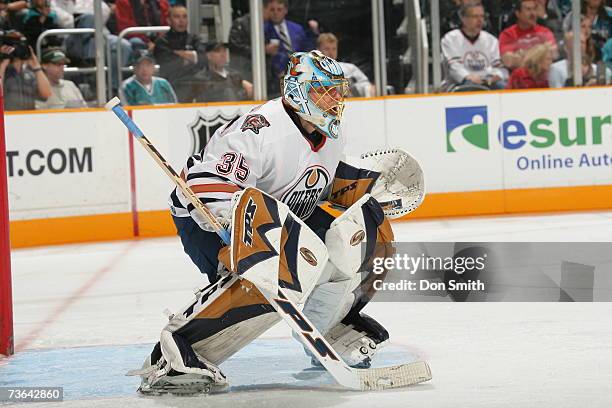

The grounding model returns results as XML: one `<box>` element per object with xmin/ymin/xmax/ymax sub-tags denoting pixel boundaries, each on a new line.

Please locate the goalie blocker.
<box><xmin>134</xmin><ymin>161</ymin><xmax>405</xmax><ymax>393</ymax></box>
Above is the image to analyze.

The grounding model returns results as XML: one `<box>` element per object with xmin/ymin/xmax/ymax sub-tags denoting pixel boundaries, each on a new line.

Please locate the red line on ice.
<box><xmin>12</xmin><ymin>241</ymin><xmax>137</xmax><ymax>353</ymax></box>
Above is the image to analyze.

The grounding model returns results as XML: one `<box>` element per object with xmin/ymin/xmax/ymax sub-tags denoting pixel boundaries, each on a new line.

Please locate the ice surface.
<box><xmin>0</xmin><ymin>340</ymin><xmax>421</xmax><ymax>399</ymax></box>
<box><xmin>3</xmin><ymin>211</ymin><xmax>612</xmax><ymax>407</ymax></box>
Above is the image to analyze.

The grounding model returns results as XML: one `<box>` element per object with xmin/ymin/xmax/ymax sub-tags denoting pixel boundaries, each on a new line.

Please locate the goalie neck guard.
<box><xmin>281</xmin><ymin>50</ymin><xmax>349</xmax><ymax>140</ymax></box>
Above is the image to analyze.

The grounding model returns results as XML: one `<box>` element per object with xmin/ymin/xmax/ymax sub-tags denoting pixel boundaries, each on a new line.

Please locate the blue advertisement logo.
<box><xmin>445</xmin><ymin>106</ymin><xmax>490</xmax><ymax>152</ymax></box>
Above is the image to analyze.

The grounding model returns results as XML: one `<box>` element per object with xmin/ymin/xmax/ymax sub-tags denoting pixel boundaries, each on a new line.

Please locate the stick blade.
<box><xmin>358</xmin><ymin>360</ymin><xmax>432</xmax><ymax>391</ymax></box>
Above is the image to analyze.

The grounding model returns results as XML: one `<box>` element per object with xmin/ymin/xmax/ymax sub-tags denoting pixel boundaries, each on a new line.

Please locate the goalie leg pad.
<box><xmin>325</xmin><ymin>194</ymin><xmax>394</xmax><ymax>280</ymax></box>
<box><xmin>300</xmin><ymin>196</ymin><xmax>394</xmax><ymax>367</ymax></box>
<box><xmin>132</xmin><ymin>275</ymin><xmax>279</xmax><ymax>391</ymax></box>
<box><xmin>300</xmin><ymin>272</ymin><xmax>391</xmax><ymax>368</ymax></box>
<box><xmin>134</xmin><ymin>187</ymin><xmax>330</xmax><ymax>392</ymax></box>
<box><xmin>305</xmin><ymin>194</ymin><xmax>394</xmax><ymax>335</ymax></box>
<box><xmin>227</xmin><ymin>187</ymin><xmax>329</xmax><ymax>304</ymax></box>
<box><xmin>300</xmin><ymin>272</ymin><xmax>360</xmax><ymax>335</ymax></box>
<box><xmin>164</xmin><ymin>275</ymin><xmax>279</xmax><ymax>366</ymax></box>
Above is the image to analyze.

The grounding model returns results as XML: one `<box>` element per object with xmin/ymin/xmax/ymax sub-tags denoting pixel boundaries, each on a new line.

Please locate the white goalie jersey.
<box><xmin>170</xmin><ymin>98</ymin><xmax>346</xmax><ymax>230</ymax></box>
<box><xmin>441</xmin><ymin>28</ymin><xmax>507</xmax><ymax>84</ymax></box>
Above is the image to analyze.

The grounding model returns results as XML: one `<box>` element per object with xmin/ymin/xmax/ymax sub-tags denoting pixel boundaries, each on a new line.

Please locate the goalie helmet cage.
<box><xmin>0</xmin><ymin>84</ymin><xmax>13</xmax><ymax>357</ymax></box>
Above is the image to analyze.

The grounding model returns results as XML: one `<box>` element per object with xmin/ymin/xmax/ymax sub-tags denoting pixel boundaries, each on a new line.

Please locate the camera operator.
<box><xmin>0</xmin><ymin>31</ymin><xmax>52</xmax><ymax>110</ymax></box>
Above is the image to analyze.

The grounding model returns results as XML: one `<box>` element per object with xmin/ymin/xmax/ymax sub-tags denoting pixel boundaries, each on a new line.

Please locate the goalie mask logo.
<box><xmin>281</xmin><ymin>166</ymin><xmax>330</xmax><ymax>219</ymax></box>
<box><xmin>241</xmin><ymin>114</ymin><xmax>270</xmax><ymax>135</ymax></box>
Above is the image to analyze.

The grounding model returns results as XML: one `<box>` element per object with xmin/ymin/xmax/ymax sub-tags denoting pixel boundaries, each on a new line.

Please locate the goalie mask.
<box><xmin>282</xmin><ymin>50</ymin><xmax>349</xmax><ymax>139</ymax></box>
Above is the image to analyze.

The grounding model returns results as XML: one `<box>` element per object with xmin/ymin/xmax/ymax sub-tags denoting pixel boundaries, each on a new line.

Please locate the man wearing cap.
<box><xmin>36</xmin><ymin>48</ymin><xmax>86</xmax><ymax>109</ymax></box>
<box><xmin>120</xmin><ymin>52</ymin><xmax>177</xmax><ymax>106</ymax></box>
<box><xmin>187</xmin><ymin>42</ymin><xmax>252</xmax><ymax>103</ymax></box>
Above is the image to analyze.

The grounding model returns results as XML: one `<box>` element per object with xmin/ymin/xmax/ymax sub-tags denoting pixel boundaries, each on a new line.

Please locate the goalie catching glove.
<box><xmin>357</xmin><ymin>148</ymin><xmax>425</xmax><ymax>219</ymax></box>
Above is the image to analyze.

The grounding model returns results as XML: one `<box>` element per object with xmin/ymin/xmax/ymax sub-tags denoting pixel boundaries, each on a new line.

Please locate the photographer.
<box><xmin>0</xmin><ymin>31</ymin><xmax>52</xmax><ymax>110</ymax></box>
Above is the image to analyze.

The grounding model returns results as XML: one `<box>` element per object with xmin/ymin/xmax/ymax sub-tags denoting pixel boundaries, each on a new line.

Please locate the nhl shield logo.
<box><xmin>188</xmin><ymin>111</ymin><xmax>240</xmax><ymax>155</ymax></box>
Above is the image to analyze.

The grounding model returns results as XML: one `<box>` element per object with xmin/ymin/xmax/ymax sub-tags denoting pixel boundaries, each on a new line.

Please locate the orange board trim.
<box><xmin>9</xmin><ymin>184</ymin><xmax>612</xmax><ymax>248</ymax></box>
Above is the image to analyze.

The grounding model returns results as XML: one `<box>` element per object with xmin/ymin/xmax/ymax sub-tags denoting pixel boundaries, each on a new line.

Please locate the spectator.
<box><xmin>441</xmin><ymin>0</ymin><xmax>495</xmax><ymax>36</ymax></box>
<box><xmin>51</xmin><ymin>0</ymin><xmax>75</xmax><ymax>28</ymax></box>
<box><xmin>317</xmin><ymin>32</ymin><xmax>375</xmax><ymax>97</ymax></box>
<box><xmin>441</xmin><ymin>1</ymin><xmax>507</xmax><ymax>91</ymax></box>
<box><xmin>187</xmin><ymin>42</ymin><xmax>253</xmax><ymax>103</ymax></box>
<box><xmin>549</xmin><ymin>30</ymin><xmax>611</xmax><ymax>86</ymax></box>
<box><xmin>0</xmin><ymin>1</ymin><xmax>12</xmax><ymax>30</ymax></box>
<box><xmin>563</xmin><ymin>0</ymin><xmax>612</xmax><ymax>61</ymax></box>
<box><xmin>153</xmin><ymin>4</ymin><xmax>205</xmax><ymax>102</ymax></box>
<box><xmin>502</xmin><ymin>0</ymin><xmax>565</xmax><ymax>42</ymax></box>
<box><xmin>65</xmin><ymin>1</ymin><xmax>114</xmax><ymax>65</ymax></box>
<box><xmin>603</xmin><ymin>37</ymin><xmax>612</xmax><ymax>68</ymax></box>
<box><xmin>115</xmin><ymin>0</ymin><xmax>169</xmax><ymax>54</ymax></box>
<box><xmin>36</xmin><ymin>47</ymin><xmax>86</xmax><ymax>109</ymax></box>
<box><xmin>554</xmin><ymin>0</ymin><xmax>573</xmax><ymax>17</ymax></box>
<box><xmin>22</xmin><ymin>0</ymin><xmax>60</xmax><ymax>49</ymax></box>
<box><xmin>507</xmin><ymin>43</ymin><xmax>553</xmax><ymax>88</ymax></box>
<box><xmin>6</xmin><ymin>1</ymin><xmax>29</xmax><ymax>32</ymax></box>
<box><xmin>62</xmin><ymin>1</ymin><xmax>132</xmax><ymax>96</ymax></box>
<box><xmin>120</xmin><ymin>52</ymin><xmax>177</xmax><ymax>105</ymax></box>
<box><xmin>531</xmin><ymin>0</ymin><xmax>564</xmax><ymax>41</ymax></box>
<box><xmin>105</xmin><ymin>0</ymin><xmax>118</xmax><ymax>33</ymax></box>
<box><xmin>264</xmin><ymin>0</ymin><xmax>318</xmax><ymax>96</ymax></box>
<box><xmin>0</xmin><ymin>32</ymin><xmax>52</xmax><ymax>110</ymax></box>
<box><xmin>228</xmin><ymin>7</ymin><xmax>272</xmax><ymax>81</ymax></box>
<box><xmin>499</xmin><ymin>0</ymin><xmax>558</xmax><ymax>70</ymax></box>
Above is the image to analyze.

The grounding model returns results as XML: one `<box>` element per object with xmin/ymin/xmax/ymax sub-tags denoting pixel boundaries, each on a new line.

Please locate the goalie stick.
<box><xmin>105</xmin><ymin>97</ymin><xmax>432</xmax><ymax>391</ymax></box>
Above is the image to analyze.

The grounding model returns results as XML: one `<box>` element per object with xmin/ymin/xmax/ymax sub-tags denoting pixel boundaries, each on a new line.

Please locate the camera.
<box><xmin>0</xmin><ymin>30</ymin><xmax>32</xmax><ymax>60</ymax></box>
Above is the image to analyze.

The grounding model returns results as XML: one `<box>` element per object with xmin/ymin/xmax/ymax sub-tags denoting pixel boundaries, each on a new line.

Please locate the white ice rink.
<box><xmin>3</xmin><ymin>211</ymin><xmax>612</xmax><ymax>407</ymax></box>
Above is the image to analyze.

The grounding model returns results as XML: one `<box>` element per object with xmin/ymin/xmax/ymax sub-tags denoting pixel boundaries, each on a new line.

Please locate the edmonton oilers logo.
<box><xmin>281</xmin><ymin>166</ymin><xmax>330</xmax><ymax>219</ymax></box>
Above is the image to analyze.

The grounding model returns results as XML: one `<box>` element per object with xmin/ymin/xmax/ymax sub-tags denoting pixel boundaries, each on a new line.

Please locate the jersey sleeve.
<box><xmin>173</xmin><ymin>119</ymin><xmax>264</xmax><ymax>231</ymax></box>
<box><xmin>120</xmin><ymin>80</ymin><xmax>135</xmax><ymax>106</ymax></box>
<box><xmin>488</xmin><ymin>34</ymin><xmax>507</xmax><ymax>80</ymax></box>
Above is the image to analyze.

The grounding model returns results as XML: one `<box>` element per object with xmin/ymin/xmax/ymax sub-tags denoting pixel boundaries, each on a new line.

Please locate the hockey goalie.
<box><xmin>131</xmin><ymin>50</ymin><xmax>425</xmax><ymax>394</ymax></box>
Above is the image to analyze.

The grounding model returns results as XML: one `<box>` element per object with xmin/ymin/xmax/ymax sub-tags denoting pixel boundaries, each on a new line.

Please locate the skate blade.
<box><xmin>138</xmin><ymin>381</ymin><xmax>229</xmax><ymax>396</ymax></box>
